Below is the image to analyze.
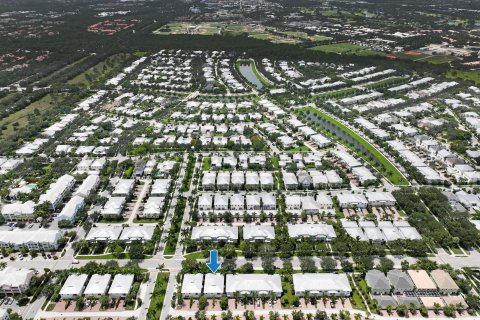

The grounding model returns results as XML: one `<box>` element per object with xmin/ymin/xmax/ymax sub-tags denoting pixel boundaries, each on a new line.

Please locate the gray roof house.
<box><xmin>365</xmin><ymin>270</ymin><xmax>391</xmax><ymax>295</ymax></box>
<box><xmin>387</xmin><ymin>270</ymin><xmax>414</xmax><ymax>294</ymax></box>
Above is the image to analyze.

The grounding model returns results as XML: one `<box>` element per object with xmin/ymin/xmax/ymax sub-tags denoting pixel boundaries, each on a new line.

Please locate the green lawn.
<box><xmin>422</xmin><ymin>55</ymin><xmax>457</xmax><ymax>64</ymax></box>
<box><xmin>309</xmin><ymin>43</ymin><xmax>384</xmax><ymax>56</ymax></box>
<box><xmin>281</xmin><ymin>280</ymin><xmax>296</xmax><ymax>309</ymax></box>
<box><xmin>299</xmin><ymin>107</ymin><xmax>408</xmax><ymax>186</ymax></box>
<box><xmin>76</xmin><ymin>253</ymin><xmax>153</xmax><ymax>260</ymax></box>
<box><xmin>447</xmin><ymin>69</ymin><xmax>480</xmax><ymax>85</ymax></box>
<box><xmin>351</xmin><ymin>290</ymin><xmax>367</xmax><ymax>310</ymax></box>
<box><xmin>184</xmin><ymin>251</ymin><xmax>205</xmax><ymax>259</ymax></box>
<box><xmin>68</xmin><ymin>53</ymin><xmax>132</xmax><ymax>86</ymax></box>
<box><xmin>286</xmin><ymin>145</ymin><xmax>310</xmax><ymax>153</ymax></box>
<box><xmin>450</xmin><ymin>246</ymin><xmax>464</xmax><ymax>255</ymax></box>
<box><xmin>133</xmin><ymin>219</ymin><xmax>161</xmax><ymax>224</ymax></box>
<box><xmin>146</xmin><ymin>272</ymin><xmax>170</xmax><ymax>320</ymax></box>
<box><xmin>202</xmin><ymin>157</ymin><xmax>211</xmax><ymax>171</ymax></box>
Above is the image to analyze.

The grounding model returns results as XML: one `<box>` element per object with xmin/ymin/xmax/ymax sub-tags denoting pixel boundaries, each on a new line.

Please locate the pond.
<box><xmin>238</xmin><ymin>62</ymin><xmax>263</xmax><ymax>89</ymax></box>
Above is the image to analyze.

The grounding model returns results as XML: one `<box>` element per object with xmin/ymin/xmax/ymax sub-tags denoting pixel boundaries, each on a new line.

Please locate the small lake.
<box><xmin>238</xmin><ymin>62</ymin><xmax>264</xmax><ymax>89</ymax></box>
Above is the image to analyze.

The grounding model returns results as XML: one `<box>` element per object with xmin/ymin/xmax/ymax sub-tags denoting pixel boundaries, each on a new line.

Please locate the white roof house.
<box><xmin>337</xmin><ymin>194</ymin><xmax>368</xmax><ymax>209</ymax></box>
<box><xmin>283</xmin><ymin>172</ymin><xmax>298</xmax><ymax>189</ymax></box>
<box><xmin>316</xmin><ymin>193</ymin><xmax>333</xmax><ymax>209</ymax></box>
<box><xmin>198</xmin><ymin>194</ymin><xmax>213</xmax><ymax>211</ymax></box>
<box><xmin>344</xmin><ymin>227</ymin><xmax>368</xmax><ymax>241</ymax></box>
<box><xmin>60</xmin><ymin>274</ymin><xmax>89</xmax><ymax>299</ymax></box>
<box><xmin>202</xmin><ymin>172</ymin><xmax>216</xmax><ymax>189</ymax></box>
<box><xmin>74</xmin><ymin>175</ymin><xmax>100</xmax><ymax>198</ymax></box>
<box><xmin>1</xmin><ymin>201</ymin><xmax>35</xmax><ymax>221</ymax></box>
<box><xmin>204</xmin><ymin>274</ymin><xmax>224</xmax><ymax>297</ymax></box>
<box><xmin>113</xmin><ymin>179</ymin><xmax>135</xmax><ymax>196</ymax></box>
<box><xmin>365</xmin><ymin>192</ymin><xmax>396</xmax><ymax>206</ymax></box>
<box><xmin>141</xmin><ymin>197</ymin><xmax>165</xmax><ymax>218</ymax></box>
<box><xmin>259</xmin><ymin>172</ymin><xmax>274</xmax><ymax>189</ymax></box>
<box><xmin>293</xmin><ymin>273</ymin><xmax>352</xmax><ymax>297</ymax></box>
<box><xmin>230</xmin><ymin>194</ymin><xmax>245</xmax><ymax>210</ymax></box>
<box><xmin>246</xmin><ymin>194</ymin><xmax>261</xmax><ymax>210</ymax></box>
<box><xmin>225</xmin><ymin>274</ymin><xmax>282</xmax><ymax>297</ymax></box>
<box><xmin>231</xmin><ymin>171</ymin><xmax>245</xmax><ymax>187</ymax></box>
<box><xmin>85</xmin><ymin>226</ymin><xmax>122</xmax><ymax>242</ymax></box>
<box><xmin>285</xmin><ymin>195</ymin><xmax>302</xmax><ymax>210</ymax></box>
<box><xmin>363</xmin><ymin>227</ymin><xmax>386</xmax><ymax>243</ymax></box>
<box><xmin>311</xmin><ymin>134</ymin><xmax>331</xmax><ymax>148</ymax></box>
<box><xmin>191</xmin><ymin>226</ymin><xmax>238</xmax><ymax>243</ymax></box>
<box><xmin>333</xmin><ymin>150</ymin><xmax>362</xmax><ymax>169</ymax></box>
<box><xmin>58</xmin><ymin>195</ymin><xmax>85</xmax><ymax>222</ymax></box>
<box><xmin>108</xmin><ymin>274</ymin><xmax>134</xmax><ymax>298</ymax></box>
<box><xmin>243</xmin><ymin>225</ymin><xmax>275</xmax><ymax>242</ymax></box>
<box><xmin>151</xmin><ymin>179</ymin><xmax>171</xmax><ymax>196</ymax></box>
<box><xmin>216</xmin><ymin>172</ymin><xmax>230</xmax><ymax>189</ymax></box>
<box><xmin>84</xmin><ymin>274</ymin><xmax>111</xmax><ymax>297</ymax></box>
<box><xmin>261</xmin><ymin>193</ymin><xmax>277</xmax><ymax>210</ymax></box>
<box><xmin>288</xmin><ymin>223</ymin><xmax>336</xmax><ymax>241</ymax></box>
<box><xmin>101</xmin><ymin>197</ymin><xmax>126</xmax><ymax>217</ymax></box>
<box><xmin>0</xmin><ymin>267</ymin><xmax>34</xmax><ymax>294</ymax></box>
<box><xmin>119</xmin><ymin>226</ymin><xmax>155</xmax><ymax>243</ymax></box>
<box><xmin>181</xmin><ymin>274</ymin><xmax>203</xmax><ymax>298</ymax></box>
<box><xmin>351</xmin><ymin>167</ymin><xmax>377</xmax><ymax>185</ymax></box>
<box><xmin>245</xmin><ymin>171</ymin><xmax>259</xmax><ymax>189</ymax></box>
<box><xmin>39</xmin><ymin>174</ymin><xmax>75</xmax><ymax>209</ymax></box>
<box><xmin>0</xmin><ymin>229</ymin><xmax>62</xmax><ymax>251</ymax></box>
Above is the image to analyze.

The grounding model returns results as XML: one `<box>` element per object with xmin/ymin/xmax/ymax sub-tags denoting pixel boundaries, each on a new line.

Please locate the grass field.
<box><xmin>421</xmin><ymin>55</ymin><xmax>457</xmax><ymax>64</ymax></box>
<box><xmin>68</xmin><ymin>53</ymin><xmax>132</xmax><ymax>86</ymax></box>
<box><xmin>34</xmin><ymin>55</ymin><xmax>90</xmax><ymax>85</ymax></box>
<box><xmin>447</xmin><ymin>69</ymin><xmax>480</xmax><ymax>85</ymax></box>
<box><xmin>281</xmin><ymin>31</ymin><xmax>332</xmax><ymax>42</ymax></box>
<box><xmin>309</xmin><ymin>43</ymin><xmax>384</xmax><ymax>56</ymax></box>
<box><xmin>299</xmin><ymin>107</ymin><xmax>408</xmax><ymax>186</ymax></box>
<box><xmin>0</xmin><ymin>93</ymin><xmax>68</xmax><ymax>139</ymax></box>
<box><xmin>155</xmin><ymin>22</ymin><xmax>249</xmax><ymax>36</ymax></box>
<box><xmin>249</xmin><ymin>33</ymin><xmax>302</xmax><ymax>45</ymax></box>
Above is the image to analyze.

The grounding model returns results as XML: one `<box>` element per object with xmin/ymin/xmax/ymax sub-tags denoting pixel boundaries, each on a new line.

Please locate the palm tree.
<box><xmin>233</xmin><ymin>292</ymin><xmax>239</xmax><ymax>308</ymax></box>
<box><xmin>304</xmin><ymin>291</ymin><xmax>310</xmax><ymax>307</ymax></box>
<box><xmin>322</xmin><ymin>293</ymin><xmax>327</xmax><ymax>307</ymax></box>
<box><xmin>269</xmin><ymin>292</ymin><xmax>276</xmax><ymax>305</ymax></box>
<box><xmin>261</xmin><ymin>293</ymin><xmax>267</xmax><ymax>309</ymax></box>
<box><xmin>252</xmin><ymin>292</ymin><xmax>258</xmax><ymax>308</ymax></box>
<box><xmin>386</xmin><ymin>304</ymin><xmax>393</xmax><ymax>315</ymax></box>
<box><xmin>241</xmin><ymin>293</ymin><xmax>248</xmax><ymax>308</ymax></box>
<box><xmin>329</xmin><ymin>293</ymin><xmax>337</xmax><ymax>307</ymax></box>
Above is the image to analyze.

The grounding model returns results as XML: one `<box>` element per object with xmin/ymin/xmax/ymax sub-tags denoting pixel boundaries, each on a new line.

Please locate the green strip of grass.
<box><xmin>76</xmin><ymin>254</ymin><xmax>153</xmax><ymax>260</ymax></box>
<box><xmin>146</xmin><ymin>272</ymin><xmax>170</xmax><ymax>320</ymax></box>
<box><xmin>299</xmin><ymin>107</ymin><xmax>408</xmax><ymax>186</ymax></box>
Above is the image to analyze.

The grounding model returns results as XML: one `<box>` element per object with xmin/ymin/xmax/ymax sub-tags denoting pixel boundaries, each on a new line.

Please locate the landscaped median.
<box><xmin>146</xmin><ymin>272</ymin><xmax>170</xmax><ymax>320</ymax></box>
<box><xmin>298</xmin><ymin>106</ymin><xmax>408</xmax><ymax>186</ymax></box>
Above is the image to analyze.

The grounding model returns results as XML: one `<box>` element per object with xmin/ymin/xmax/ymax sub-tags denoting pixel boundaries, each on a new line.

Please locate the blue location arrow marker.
<box><xmin>207</xmin><ymin>250</ymin><xmax>221</xmax><ymax>273</ymax></box>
